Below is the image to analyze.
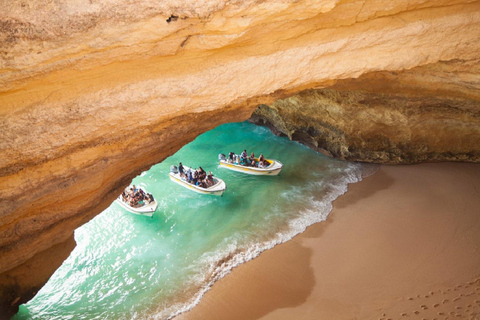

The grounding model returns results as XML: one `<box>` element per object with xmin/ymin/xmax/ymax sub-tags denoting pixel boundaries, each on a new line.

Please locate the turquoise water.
<box><xmin>14</xmin><ymin>122</ymin><xmax>366</xmax><ymax>320</ymax></box>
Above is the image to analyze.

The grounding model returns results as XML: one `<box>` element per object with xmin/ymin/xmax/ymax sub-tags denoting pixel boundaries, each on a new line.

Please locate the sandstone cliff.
<box><xmin>251</xmin><ymin>59</ymin><xmax>480</xmax><ymax>163</ymax></box>
<box><xmin>1</xmin><ymin>0</ymin><xmax>480</xmax><ymax>317</ymax></box>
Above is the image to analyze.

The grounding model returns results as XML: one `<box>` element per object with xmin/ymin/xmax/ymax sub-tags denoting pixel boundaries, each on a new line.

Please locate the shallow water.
<box><xmin>14</xmin><ymin>122</ymin><xmax>366</xmax><ymax>320</ymax></box>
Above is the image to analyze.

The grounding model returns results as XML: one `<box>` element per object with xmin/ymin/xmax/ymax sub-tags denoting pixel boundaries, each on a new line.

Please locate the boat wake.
<box><xmin>153</xmin><ymin>162</ymin><xmax>366</xmax><ymax>320</ymax></box>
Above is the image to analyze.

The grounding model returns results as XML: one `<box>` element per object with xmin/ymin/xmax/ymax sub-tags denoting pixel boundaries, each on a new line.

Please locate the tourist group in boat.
<box><xmin>219</xmin><ymin>149</ymin><xmax>283</xmax><ymax>176</ymax></box>
<box><xmin>118</xmin><ymin>149</ymin><xmax>283</xmax><ymax>216</ymax></box>
<box><xmin>120</xmin><ymin>185</ymin><xmax>155</xmax><ymax>208</ymax></box>
<box><xmin>226</xmin><ymin>150</ymin><xmax>270</xmax><ymax>168</ymax></box>
<box><xmin>116</xmin><ymin>185</ymin><xmax>158</xmax><ymax>217</ymax></box>
<box><xmin>169</xmin><ymin>163</ymin><xmax>227</xmax><ymax>196</ymax></box>
<box><xmin>177</xmin><ymin>163</ymin><xmax>216</xmax><ymax>188</ymax></box>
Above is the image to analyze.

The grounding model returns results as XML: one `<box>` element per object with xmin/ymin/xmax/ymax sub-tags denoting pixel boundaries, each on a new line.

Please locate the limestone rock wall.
<box><xmin>1</xmin><ymin>0</ymin><xmax>480</xmax><ymax>316</ymax></box>
<box><xmin>251</xmin><ymin>59</ymin><xmax>480</xmax><ymax>163</ymax></box>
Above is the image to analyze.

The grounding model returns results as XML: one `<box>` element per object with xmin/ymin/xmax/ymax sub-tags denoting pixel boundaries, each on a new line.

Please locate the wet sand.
<box><xmin>176</xmin><ymin>163</ymin><xmax>480</xmax><ymax>320</ymax></box>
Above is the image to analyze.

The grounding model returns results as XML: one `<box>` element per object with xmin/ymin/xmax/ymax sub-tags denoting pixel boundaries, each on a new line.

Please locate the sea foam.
<box><xmin>155</xmin><ymin>162</ymin><xmax>367</xmax><ymax>320</ymax></box>
<box><xmin>16</xmin><ymin>122</ymin><xmax>371</xmax><ymax>320</ymax></box>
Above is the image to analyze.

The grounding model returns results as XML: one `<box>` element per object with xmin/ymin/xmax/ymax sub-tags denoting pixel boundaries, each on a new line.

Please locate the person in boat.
<box><xmin>205</xmin><ymin>171</ymin><xmax>214</xmax><ymax>187</ymax></box>
<box><xmin>240</xmin><ymin>156</ymin><xmax>247</xmax><ymax>166</ymax></box>
<box><xmin>122</xmin><ymin>189</ymin><xmax>129</xmax><ymax>202</ymax></box>
<box><xmin>258</xmin><ymin>153</ymin><xmax>265</xmax><ymax>163</ymax></box>
<box><xmin>179</xmin><ymin>162</ymin><xmax>185</xmax><ymax>178</ymax></box>
<box><xmin>228</xmin><ymin>152</ymin><xmax>235</xmax><ymax>163</ymax></box>
<box><xmin>192</xmin><ymin>170</ymin><xmax>198</xmax><ymax>185</ymax></box>
<box><xmin>198</xmin><ymin>167</ymin><xmax>206</xmax><ymax>180</ymax></box>
<box><xmin>257</xmin><ymin>154</ymin><xmax>267</xmax><ymax>167</ymax></box>
<box><xmin>147</xmin><ymin>193</ymin><xmax>154</xmax><ymax>203</ymax></box>
<box><xmin>240</xmin><ymin>150</ymin><xmax>248</xmax><ymax>166</ymax></box>
<box><xmin>249</xmin><ymin>152</ymin><xmax>256</xmax><ymax>167</ymax></box>
<box><xmin>241</xmin><ymin>150</ymin><xmax>247</xmax><ymax>159</ymax></box>
<box><xmin>143</xmin><ymin>193</ymin><xmax>150</xmax><ymax>204</ymax></box>
<box><xmin>197</xmin><ymin>179</ymin><xmax>206</xmax><ymax>188</ymax></box>
<box><xmin>187</xmin><ymin>169</ymin><xmax>193</xmax><ymax>183</ymax></box>
<box><xmin>128</xmin><ymin>187</ymin><xmax>136</xmax><ymax>202</ymax></box>
<box><xmin>129</xmin><ymin>197</ymin><xmax>138</xmax><ymax>207</ymax></box>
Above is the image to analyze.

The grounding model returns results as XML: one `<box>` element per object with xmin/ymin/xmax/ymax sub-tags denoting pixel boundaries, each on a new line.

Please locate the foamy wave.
<box><xmin>151</xmin><ymin>162</ymin><xmax>367</xmax><ymax>320</ymax></box>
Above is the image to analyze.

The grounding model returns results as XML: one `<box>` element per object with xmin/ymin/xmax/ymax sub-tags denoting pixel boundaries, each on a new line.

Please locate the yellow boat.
<box><xmin>218</xmin><ymin>153</ymin><xmax>283</xmax><ymax>175</ymax></box>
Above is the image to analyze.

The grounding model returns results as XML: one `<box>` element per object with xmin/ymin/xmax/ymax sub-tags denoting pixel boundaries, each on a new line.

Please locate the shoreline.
<box><xmin>176</xmin><ymin>162</ymin><xmax>480</xmax><ymax>320</ymax></box>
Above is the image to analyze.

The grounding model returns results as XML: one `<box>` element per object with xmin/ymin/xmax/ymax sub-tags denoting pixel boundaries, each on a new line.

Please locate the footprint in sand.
<box><xmin>433</xmin><ymin>303</ymin><xmax>439</xmax><ymax>308</ymax></box>
<box><xmin>453</xmin><ymin>297</ymin><xmax>461</xmax><ymax>302</ymax></box>
<box><xmin>413</xmin><ymin>311</ymin><xmax>420</xmax><ymax>315</ymax></box>
<box><xmin>443</xmin><ymin>299</ymin><xmax>450</xmax><ymax>304</ymax></box>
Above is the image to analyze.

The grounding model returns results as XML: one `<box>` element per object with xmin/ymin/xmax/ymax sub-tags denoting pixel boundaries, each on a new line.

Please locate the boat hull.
<box><xmin>219</xmin><ymin>159</ymin><xmax>283</xmax><ymax>175</ymax></box>
<box><xmin>169</xmin><ymin>172</ymin><xmax>226</xmax><ymax>196</ymax></box>
<box><xmin>115</xmin><ymin>197</ymin><xmax>157</xmax><ymax>217</ymax></box>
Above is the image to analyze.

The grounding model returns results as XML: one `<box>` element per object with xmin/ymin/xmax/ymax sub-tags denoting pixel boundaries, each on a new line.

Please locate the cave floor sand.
<box><xmin>175</xmin><ymin>162</ymin><xmax>480</xmax><ymax>320</ymax></box>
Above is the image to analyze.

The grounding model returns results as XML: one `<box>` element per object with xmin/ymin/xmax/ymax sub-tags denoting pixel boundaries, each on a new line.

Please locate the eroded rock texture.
<box><xmin>251</xmin><ymin>59</ymin><xmax>480</xmax><ymax>163</ymax></box>
<box><xmin>1</xmin><ymin>0</ymin><xmax>480</xmax><ymax>317</ymax></box>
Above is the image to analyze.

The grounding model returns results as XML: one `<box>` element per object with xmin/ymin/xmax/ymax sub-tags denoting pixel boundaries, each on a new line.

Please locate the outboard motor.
<box><xmin>170</xmin><ymin>165</ymin><xmax>178</xmax><ymax>173</ymax></box>
<box><xmin>218</xmin><ymin>153</ymin><xmax>226</xmax><ymax>161</ymax></box>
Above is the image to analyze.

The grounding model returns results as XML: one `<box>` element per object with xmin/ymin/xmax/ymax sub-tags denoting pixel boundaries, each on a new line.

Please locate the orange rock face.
<box><xmin>251</xmin><ymin>60</ymin><xmax>480</xmax><ymax>163</ymax></box>
<box><xmin>1</xmin><ymin>0</ymin><xmax>480</xmax><ymax>316</ymax></box>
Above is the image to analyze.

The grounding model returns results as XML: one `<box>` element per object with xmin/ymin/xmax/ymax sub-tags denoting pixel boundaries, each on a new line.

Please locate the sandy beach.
<box><xmin>176</xmin><ymin>162</ymin><xmax>480</xmax><ymax>320</ymax></box>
